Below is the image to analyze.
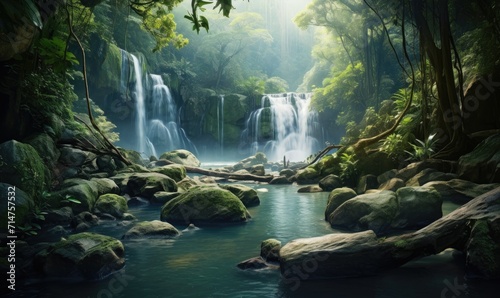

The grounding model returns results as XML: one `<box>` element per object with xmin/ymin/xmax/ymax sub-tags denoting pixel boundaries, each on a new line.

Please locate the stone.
<box><xmin>269</xmin><ymin>176</ymin><xmax>291</xmax><ymax>185</ymax></box>
<box><xmin>58</xmin><ymin>146</ymin><xmax>96</xmax><ymax>167</ymax></box>
<box><xmin>34</xmin><ymin>232</ymin><xmax>125</xmax><ymax>280</ymax></box>
<box><xmin>90</xmin><ymin>178</ymin><xmax>120</xmax><ymax>195</ymax></box>
<box><xmin>324</xmin><ymin>187</ymin><xmax>357</xmax><ymax>221</ymax></box>
<box><xmin>395</xmin><ymin>159</ymin><xmax>457</xmax><ymax>182</ymax></box>
<box><xmin>122</xmin><ymin>220</ymin><xmax>180</xmax><ymax>239</ymax></box>
<box><xmin>159</xmin><ymin>149</ymin><xmax>201</xmax><ymax>167</ymax></box>
<box><xmin>391</xmin><ymin>186</ymin><xmax>442</xmax><ymax>229</ymax></box>
<box><xmin>405</xmin><ymin>168</ymin><xmax>457</xmax><ymax>187</ymax></box>
<box><xmin>377</xmin><ymin>169</ymin><xmax>398</xmax><ymax>185</ymax></box>
<box><xmin>297</xmin><ymin>185</ymin><xmax>323</xmax><ymax>193</ymax></box>
<box><xmin>24</xmin><ymin>132</ymin><xmax>60</xmax><ymax>167</ymax></box>
<box><xmin>71</xmin><ymin>211</ymin><xmax>99</xmax><ymax>229</ymax></box>
<box><xmin>458</xmin><ymin>134</ymin><xmax>500</xmax><ymax>183</ymax></box>
<box><xmin>160</xmin><ymin>185</ymin><xmax>251</xmax><ymax>226</ymax></box>
<box><xmin>329</xmin><ymin>191</ymin><xmax>398</xmax><ymax>234</ymax></box>
<box><xmin>0</xmin><ymin>140</ymin><xmax>49</xmax><ymax>199</ymax></box>
<box><xmin>260</xmin><ymin>239</ymin><xmax>281</xmax><ymax>262</ymax></box>
<box><xmin>0</xmin><ymin>183</ymin><xmax>33</xmax><ymax>230</ymax></box>
<box><xmin>356</xmin><ymin>174</ymin><xmax>379</xmax><ymax>194</ymax></box>
<box><xmin>96</xmin><ymin>155</ymin><xmax>117</xmax><ymax>174</ymax></box>
<box><xmin>45</xmin><ymin>207</ymin><xmax>73</xmax><ymax>225</ymax></box>
<box><xmin>294</xmin><ymin>167</ymin><xmax>321</xmax><ymax>185</ymax></box>
<box><xmin>219</xmin><ymin>184</ymin><xmax>260</xmax><ymax>207</ymax></box>
<box><xmin>94</xmin><ymin>194</ymin><xmax>128</xmax><ymax>219</ymax></box>
<box><xmin>318</xmin><ymin>174</ymin><xmax>342</xmax><ymax>191</ymax></box>
<box><xmin>465</xmin><ymin>219</ymin><xmax>500</xmax><ymax>279</ymax></box>
<box><xmin>151</xmin><ymin>164</ymin><xmax>187</xmax><ymax>182</ymax></box>
<box><xmin>423</xmin><ymin>179</ymin><xmax>500</xmax><ymax>204</ymax></box>
<box><xmin>237</xmin><ymin>257</ymin><xmax>278</xmax><ymax>270</ymax></box>
<box><xmin>279</xmin><ymin>169</ymin><xmax>296</xmax><ymax>178</ymax></box>
<box><xmin>126</xmin><ymin>172</ymin><xmax>177</xmax><ymax>198</ymax></box>
<box><xmin>49</xmin><ymin>182</ymin><xmax>99</xmax><ymax>213</ymax></box>
<box><xmin>177</xmin><ymin>176</ymin><xmax>202</xmax><ymax>192</ymax></box>
<box><xmin>151</xmin><ymin>191</ymin><xmax>180</xmax><ymax>204</ymax></box>
<box><xmin>249</xmin><ymin>164</ymin><xmax>265</xmax><ymax>176</ymax></box>
<box><xmin>379</xmin><ymin>177</ymin><xmax>405</xmax><ymax>191</ymax></box>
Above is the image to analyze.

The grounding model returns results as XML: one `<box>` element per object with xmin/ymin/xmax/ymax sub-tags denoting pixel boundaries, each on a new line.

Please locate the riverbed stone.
<box><xmin>261</xmin><ymin>239</ymin><xmax>281</xmax><ymax>262</ymax></box>
<box><xmin>269</xmin><ymin>176</ymin><xmax>291</xmax><ymax>185</ymax></box>
<box><xmin>237</xmin><ymin>256</ymin><xmax>278</xmax><ymax>270</ymax></box>
<box><xmin>122</xmin><ymin>220</ymin><xmax>180</xmax><ymax>239</ymax></box>
<box><xmin>391</xmin><ymin>186</ymin><xmax>442</xmax><ymax>229</ymax></box>
<box><xmin>94</xmin><ymin>194</ymin><xmax>128</xmax><ymax>219</ymax></box>
<box><xmin>329</xmin><ymin>190</ymin><xmax>398</xmax><ymax>234</ymax></box>
<box><xmin>219</xmin><ymin>184</ymin><xmax>260</xmax><ymax>207</ymax></box>
<box><xmin>160</xmin><ymin>185</ymin><xmax>251</xmax><ymax>225</ymax></box>
<box><xmin>49</xmin><ymin>182</ymin><xmax>99</xmax><ymax>213</ymax></box>
<box><xmin>324</xmin><ymin>187</ymin><xmax>357</xmax><ymax>221</ymax></box>
<box><xmin>34</xmin><ymin>232</ymin><xmax>125</xmax><ymax>280</ymax></box>
<box><xmin>458</xmin><ymin>133</ymin><xmax>500</xmax><ymax>183</ymax></box>
<box><xmin>319</xmin><ymin>174</ymin><xmax>342</xmax><ymax>191</ymax></box>
<box><xmin>294</xmin><ymin>167</ymin><xmax>321</xmax><ymax>185</ymax></box>
<box><xmin>159</xmin><ymin>149</ymin><xmax>201</xmax><ymax>167</ymax></box>
<box><xmin>126</xmin><ymin>172</ymin><xmax>178</xmax><ymax>198</ymax></box>
<box><xmin>379</xmin><ymin>178</ymin><xmax>405</xmax><ymax>191</ymax></box>
<box><xmin>297</xmin><ymin>185</ymin><xmax>323</xmax><ymax>193</ymax></box>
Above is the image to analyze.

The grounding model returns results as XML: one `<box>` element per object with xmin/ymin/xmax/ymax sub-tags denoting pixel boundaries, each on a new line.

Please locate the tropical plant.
<box><xmin>405</xmin><ymin>133</ymin><xmax>438</xmax><ymax>161</ymax></box>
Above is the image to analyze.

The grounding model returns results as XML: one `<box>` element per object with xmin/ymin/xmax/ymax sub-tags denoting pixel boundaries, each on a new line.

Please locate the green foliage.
<box><xmin>0</xmin><ymin>0</ymin><xmax>43</xmax><ymax>32</ymax></box>
<box><xmin>379</xmin><ymin>133</ymin><xmax>407</xmax><ymax>159</ymax></box>
<box><xmin>339</xmin><ymin>152</ymin><xmax>359</xmax><ymax>187</ymax></box>
<box><xmin>405</xmin><ymin>134</ymin><xmax>438</xmax><ymax>162</ymax></box>
<box><xmin>73</xmin><ymin>98</ymin><xmax>120</xmax><ymax>143</ymax></box>
<box><xmin>143</xmin><ymin>5</ymin><xmax>189</xmax><ymax>51</ymax></box>
<box><xmin>37</xmin><ymin>37</ymin><xmax>80</xmax><ymax>73</ymax></box>
<box><xmin>264</xmin><ymin>77</ymin><xmax>289</xmax><ymax>94</ymax></box>
<box><xmin>237</xmin><ymin>76</ymin><xmax>265</xmax><ymax>97</ymax></box>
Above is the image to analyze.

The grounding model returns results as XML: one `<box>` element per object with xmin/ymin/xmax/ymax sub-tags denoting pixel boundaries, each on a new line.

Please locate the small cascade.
<box><xmin>119</xmin><ymin>50</ymin><xmax>197</xmax><ymax>157</ymax></box>
<box><xmin>240</xmin><ymin>93</ymin><xmax>321</xmax><ymax>162</ymax></box>
<box><xmin>218</xmin><ymin>95</ymin><xmax>225</xmax><ymax>156</ymax></box>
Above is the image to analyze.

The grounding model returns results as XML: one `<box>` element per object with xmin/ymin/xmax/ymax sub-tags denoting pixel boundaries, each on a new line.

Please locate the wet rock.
<box><xmin>377</xmin><ymin>169</ymin><xmax>398</xmax><ymax>185</ymax></box>
<box><xmin>49</xmin><ymin>181</ymin><xmax>99</xmax><ymax>213</ymax></box>
<box><xmin>391</xmin><ymin>186</ymin><xmax>442</xmax><ymax>229</ymax></box>
<box><xmin>423</xmin><ymin>179</ymin><xmax>500</xmax><ymax>204</ymax></box>
<box><xmin>127</xmin><ymin>172</ymin><xmax>177</xmax><ymax>198</ymax></box>
<box><xmin>395</xmin><ymin>159</ymin><xmax>457</xmax><ymax>182</ymax></box>
<box><xmin>122</xmin><ymin>220</ymin><xmax>180</xmax><ymax>239</ymax></box>
<box><xmin>249</xmin><ymin>164</ymin><xmax>265</xmax><ymax>176</ymax></box>
<box><xmin>34</xmin><ymin>232</ymin><xmax>125</xmax><ymax>280</ymax></box>
<box><xmin>96</xmin><ymin>155</ymin><xmax>117</xmax><ymax>174</ymax></box>
<box><xmin>71</xmin><ymin>211</ymin><xmax>99</xmax><ymax>230</ymax></box>
<box><xmin>319</xmin><ymin>174</ymin><xmax>342</xmax><ymax>191</ymax></box>
<box><xmin>378</xmin><ymin>178</ymin><xmax>405</xmax><ymax>191</ymax></box>
<box><xmin>90</xmin><ymin>178</ymin><xmax>120</xmax><ymax>195</ymax></box>
<box><xmin>465</xmin><ymin>219</ymin><xmax>500</xmax><ymax>279</ymax></box>
<box><xmin>59</xmin><ymin>146</ymin><xmax>96</xmax><ymax>167</ymax></box>
<box><xmin>24</xmin><ymin>132</ymin><xmax>60</xmax><ymax>167</ymax></box>
<box><xmin>458</xmin><ymin>133</ymin><xmax>500</xmax><ymax>183</ymax></box>
<box><xmin>151</xmin><ymin>191</ymin><xmax>180</xmax><ymax>204</ymax></box>
<box><xmin>159</xmin><ymin>149</ymin><xmax>201</xmax><ymax>167</ymax></box>
<box><xmin>151</xmin><ymin>164</ymin><xmax>187</xmax><ymax>182</ymax></box>
<box><xmin>329</xmin><ymin>190</ymin><xmax>398</xmax><ymax>234</ymax></box>
<box><xmin>261</xmin><ymin>239</ymin><xmax>281</xmax><ymax>262</ymax></box>
<box><xmin>237</xmin><ymin>257</ymin><xmax>278</xmax><ymax>270</ymax></box>
<box><xmin>177</xmin><ymin>176</ymin><xmax>202</xmax><ymax>192</ymax></box>
<box><xmin>122</xmin><ymin>213</ymin><xmax>136</xmax><ymax>221</ymax></box>
<box><xmin>324</xmin><ymin>187</ymin><xmax>357</xmax><ymax>221</ymax></box>
<box><xmin>160</xmin><ymin>185</ymin><xmax>251</xmax><ymax>225</ymax></box>
<box><xmin>219</xmin><ymin>184</ymin><xmax>260</xmax><ymax>207</ymax></box>
<box><xmin>45</xmin><ymin>207</ymin><xmax>73</xmax><ymax>225</ymax></box>
<box><xmin>294</xmin><ymin>167</ymin><xmax>321</xmax><ymax>185</ymax></box>
<box><xmin>356</xmin><ymin>174</ymin><xmax>379</xmax><ymax>194</ymax></box>
<box><xmin>94</xmin><ymin>194</ymin><xmax>128</xmax><ymax>219</ymax></box>
<box><xmin>269</xmin><ymin>176</ymin><xmax>291</xmax><ymax>185</ymax></box>
<box><xmin>279</xmin><ymin>169</ymin><xmax>296</xmax><ymax>178</ymax></box>
<box><xmin>297</xmin><ymin>185</ymin><xmax>323</xmax><ymax>193</ymax></box>
<box><xmin>405</xmin><ymin>168</ymin><xmax>457</xmax><ymax>187</ymax></box>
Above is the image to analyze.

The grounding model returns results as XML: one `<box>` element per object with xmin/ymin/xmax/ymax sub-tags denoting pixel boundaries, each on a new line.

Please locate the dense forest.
<box><xmin>1</xmin><ymin>0</ymin><xmax>500</xmax><ymax>297</ymax></box>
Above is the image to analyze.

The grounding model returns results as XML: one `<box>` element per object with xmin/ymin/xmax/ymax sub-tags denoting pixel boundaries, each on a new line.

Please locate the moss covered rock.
<box><xmin>151</xmin><ymin>164</ymin><xmax>187</xmax><ymax>182</ymax></box>
<box><xmin>260</xmin><ymin>238</ymin><xmax>281</xmax><ymax>262</ymax></box>
<box><xmin>160</xmin><ymin>185</ymin><xmax>251</xmax><ymax>225</ymax></box>
<box><xmin>34</xmin><ymin>232</ymin><xmax>125</xmax><ymax>280</ymax></box>
<box><xmin>219</xmin><ymin>184</ymin><xmax>260</xmax><ymax>207</ymax></box>
<box><xmin>458</xmin><ymin>134</ymin><xmax>500</xmax><ymax>183</ymax></box>
<box><xmin>294</xmin><ymin>167</ymin><xmax>321</xmax><ymax>185</ymax></box>
<box><xmin>127</xmin><ymin>172</ymin><xmax>177</xmax><ymax>198</ymax></box>
<box><xmin>465</xmin><ymin>219</ymin><xmax>500</xmax><ymax>279</ymax></box>
<box><xmin>94</xmin><ymin>194</ymin><xmax>128</xmax><ymax>218</ymax></box>
<box><xmin>122</xmin><ymin>220</ymin><xmax>180</xmax><ymax>239</ymax></box>
<box><xmin>0</xmin><ymin>140</ymin><xmax>49</xmax><ymax>199</ymax></box>
<box><xmin>25</xmin><ymin>132</ymin><xmax>60</xmax><ymax>167</ymax></box>
<box><xmin>159</xmin><ymin>149</ymin><xmax>200</xmax><ymax>167</ymax></box>
<box><xmin>325</xmin><ymin>187</ymin><xmax>357</xmax><ymax>221</ymax></box>
<box><xmin>392</xmin><ymin>186</ymin><xmax>442</xmax><ymax>229</ymax></box>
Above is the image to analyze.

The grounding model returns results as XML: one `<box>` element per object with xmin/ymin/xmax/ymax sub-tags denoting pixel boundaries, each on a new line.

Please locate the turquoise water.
<box><xmin>14</xmin><ymin>182</ymin><xmax>497</xmax><ymax>297</ymax></box>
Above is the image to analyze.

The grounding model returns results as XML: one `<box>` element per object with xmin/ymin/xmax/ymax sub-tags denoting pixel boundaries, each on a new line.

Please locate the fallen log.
<box><xmin>280</xmin><ymin>186</ymin><xmax>500</xmax><ymax>281</ymax></box>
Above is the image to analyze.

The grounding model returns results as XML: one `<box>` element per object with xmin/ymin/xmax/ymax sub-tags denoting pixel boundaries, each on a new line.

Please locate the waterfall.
<box><xmin>219</xmin><ymin>95</ymin><xmax>225</xmax><ymax>156</ymax></box>
<box><xmin>119</xmin><ymin>50</ymin><xmax>197</xmax><ymax>158</ymax></box>
<box><xmin>240</xmin><ymin>93</ymin><xmax>321</xmax><ymax>162</ymax></box>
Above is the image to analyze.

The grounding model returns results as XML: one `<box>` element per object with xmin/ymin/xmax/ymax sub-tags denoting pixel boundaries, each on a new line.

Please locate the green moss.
<box><xmin>95</xmin><ymin>194</ymin><xmax>128</xmax><ymax>217</ymax></box>
<box><xmin>97</xmin><ymin>43</ymin><xmax>122</xmax><ymax>90</ymax></box>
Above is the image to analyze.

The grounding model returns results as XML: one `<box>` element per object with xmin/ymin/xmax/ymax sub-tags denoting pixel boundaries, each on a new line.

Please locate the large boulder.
<box><xmin>458</xmin><ymin>134</ymin><xmax>500</xmax><ymax>183</ymax></box>
<box><xmin>24</xmin><ymin>132</ymin><xmax>60</xmax><ymax>167</ymax></box>
<box><xmin>405</xmin><ymin>168</ymin><xmax>457</xmax><ymax>187</ymax></box>
<box><xmin>90</xmin><ymin>178</ymin><xmax>120</xmax><ymax>195</ymax></box>
<box><xmin>395</xmin><ymin>159</ymin><xmax>457</xmax><ymax>182</ymax></box>
<box><xmin>261</xmin><ymin>238</ymin><xmax>281</xmax><ymax>262</ymax></box>
<box><xmin>218</xmin><ymin>184</ymin><xmax>260</xmax><ymax>207</ymax></box>
<box><xmin>48</xmin><ymin>181</ymin><xmax>99</xmax><ymax>213</ymax></box>
<box><xmin>94</xmin><ymin>194</ymin><xmax>128</xmax><ymax>218</ymax></box>
<box><xmin>58</xmin><ymin>146</ymin><xmax>96</xmax><ymax>168</ymax></box>
<box><xmin>159</xmin><ymin>150</ymin><xmax>200</xmax><ymax>167</ymax></box>
<box><xmin>122</xmin><ymin>220</ymin><xmax>180</xmax><ymax>239</ymax></box>
<box><xmin>423</xmin><ymin>179</ymin><xmax>499</xmax><ymax>204</ymax></box>
<box><xmin>324</xmin><ymin>187</ymin><xmax>357</xmax><ymax>221</ymax></box>
<box><xmin>465</xmin><ymin>219</ymin><xmax>500</xmax><ymax>279</ymax></box>
<box><xmin>318</xmin><ymin>174</ymin><xmax>342</xmax><ymax>191</ymax></box>
<box><xmin>151</xmin><ymin>164</ymin><xmax>187</xmax><ymax>182</ymax></box>
<box><xmin>391</xmin><ymin>187</ymin><xmax>442</xmax><ymax>229</ymax></box>
<box><xmin>0</xmin><ymin>183</ymin><xmax>33</xmax><ymax>230</ymax></box>
<box><xmin>294</xmin><ymin>167</ymin><xmax>321</xmax><ymax>185</ymax></box>
<box><xmin>0</xmin><ymin>140</ymin><xmax>49</xmax><ymax>199</ymax></box>
<box><xmin>126</xmin><ymin>173</ymin><xmax>177</xmax><ymax>198</ymax></box>
<box><xmin>160</xmin><ymin>185</ymin><xmax>251</xmax><ymax>225</ymax></box>
<box><xmin>328</xmin><ymin>191</ymin><xmax>398</xmax><ymax>234</ymax></box>
<box><xmin>34</xmin><ymin>232</ymin><xmax>125</xmax><ymax>280</ymax></box>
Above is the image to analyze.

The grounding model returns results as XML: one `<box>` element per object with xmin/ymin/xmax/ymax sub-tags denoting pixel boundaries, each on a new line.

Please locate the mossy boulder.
<box><xmin>159</xmin><ymin>149</ymin><xmax>200</xmax><ymax>167</ymax></box>
<box><xmin>423</xmin><ymin>179</ymin><xmax>499</xmax><ymax>204</ymax></box>
<box><xmin>0</xmin><ymin>140</ymin><xmax>49</xmax><ymax>199</ymax></box>
<box><xmin>34</xmin><ymin>232</ymin><xmax>125</xmax><ymax>280</ymax></box>
<box><xmin>151</xmin><ymin>164</ymin><xmax>187</xmax><ymax>182</ymax></box>
<box><xmin>90</xmin><ymin>178</ymin><xmax>120</xmax><ymax>195</ymax></box>
<box><xmin>260</xmin><ymin>238</ymin><xmax>281</xmax><ymax>262</ymax></box>
<box><xmin>458</xmin><ymin>134</ymin><xmax>500</xmax><ymax>183</ymax></box>
<box><xmin>405</xmin><ymin>169</ymin><xmax>457</xmax><ymax>187</ymax></box>
<box><xmin>319</xmin><ymin>174</ymin><xmax>342</xmax><ymax>191</ymax></box>
<box><xmin>325</xmin><ymin>187</ymin><xmax>357</xmax><ymax>221</ymax></box>
<box><xmin>219</xmin><ymin>184</ymin><xmax>260</xmax><ymax>207</ymax></box>
<box><xmin>122</xmin><ymin>220</ymin><xmax>180</xmax><ymax>239</ymax></box>
<box><xmin>329</xmin><ymin>191</ymin><xmax>398</xmax><ymax>234</ymax></box>
<box><xmin>177</xmin><ymin>176</ymin><xmax>202</xmax><ymax>193</ymax></box>
<box><xmin>391</xmin><ymin>187</ymin><xmax>442</xmax><ymax>229</ymax></box>
<box><xmin>127</xmin><ymin>172</ymin><xmax>178</xmax><ymax>198</ymax></box>
<box><xmin>94</xmin><ymin>194</ymin><xmax>128</xmax><ymax>218</ymax></box>
<box><xmin>58</xmin><ymin>146</ymin><xmax>97</xmax><ymax>167</ymax></box>
<box><xmin>160</xmin><ymin>185</ymin><xmax>251</xmax><ymax>225</ymax></box>
<box><xmin>294</xmin><ymin>167</ymin><xmax>321</xmax><ymax>185</ymax></box>
<box><xmin>25</xmin><ymin>132</ymin><xmax>60</xmax><ymax>167</ymax></box>
<box><xmin>465</xmin><ymin>219</ymin><xmax>500</xmax><ymax>279</ymax></box>
<box><xmin>49</xmin><ymin>180</ymin><xmax>99</xmax><ymax>213</ymax></box>
<box><xmin>0</xmin><ymin>183</ymin><xmax>33</xmax><ymax>231</ymax></box>
<box><xmin>118</xmin><ymin>148</ymin><xmax>144</xmax><ymax>165</ymax></box>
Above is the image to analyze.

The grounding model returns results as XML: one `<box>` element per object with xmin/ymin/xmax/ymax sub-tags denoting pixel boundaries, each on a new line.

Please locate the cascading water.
<box><xmin>120</xmin><ymin>50</ymin><xmax>197</xmax><ymax>158</ymax></box>
<box><xmin>240</xmin><ymin>93</ymin><xmax>322</xmax><ymax>162</ymax></box>
<box><xmin>218</xmin><ymin>95</ymin><xmax>225</xmax><ymax>156</ymax></box>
